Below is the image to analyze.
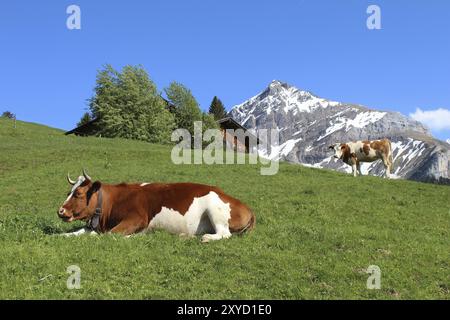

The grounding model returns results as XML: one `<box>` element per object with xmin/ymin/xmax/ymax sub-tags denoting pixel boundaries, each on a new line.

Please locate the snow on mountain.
<box><xmin>317</xmin><ymin>111</ymin><xmax>387</xmax><ymax>141</ymax></box>
<box><xmin>232</xmin><ymin>80</ymin><xmax>340</xmax><ymax>120</ymax></box>
<box><xmin>229</xmin><ymin>80</ymin><xmax>450</xmax><ymax>183</ymax></box>
<box><xmin>259</xmin><ymin>137</ymin><xmax>303</xmax><ymax>161</ymax></box>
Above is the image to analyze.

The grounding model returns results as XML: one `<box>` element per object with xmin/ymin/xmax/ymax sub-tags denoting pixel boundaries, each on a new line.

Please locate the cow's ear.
<box><xmin>91</xmin><ymin>181</ymin><xmax>102</xmax><ymax>193</ymax></box>
<box><xmin>87</xmin><ymin>181</ymin><xmax>102</xmax><ymax>203</ymax></box>
<box><xmin>328</xmin><ymin>145</ymin><xmax>334</xmax><ymax>150</ymax></box>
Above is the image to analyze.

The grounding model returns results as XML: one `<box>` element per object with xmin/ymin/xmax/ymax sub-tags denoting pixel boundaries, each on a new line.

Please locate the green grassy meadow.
<box><xmin>0</xmin><ymin>118</ymin><xmax>449</xmax><ymax>299</ymax></box>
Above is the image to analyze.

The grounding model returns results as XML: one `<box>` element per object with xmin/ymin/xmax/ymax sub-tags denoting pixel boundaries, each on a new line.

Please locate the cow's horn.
<box><xmin>67</xmin><ymin>173</ymin><xmax>76</xmax><ymax>185</ymax></box>
<box><xmin>82</xmin><ymin>168</ymin><xmax>92</xmax><ymax>181</ymax></box>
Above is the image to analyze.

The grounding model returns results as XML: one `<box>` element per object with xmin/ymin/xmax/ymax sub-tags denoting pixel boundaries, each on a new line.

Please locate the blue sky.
<box><xmin>0</xmin><ymin>0</ymin><xmax>449</xmax><ymax>140</ymax></box>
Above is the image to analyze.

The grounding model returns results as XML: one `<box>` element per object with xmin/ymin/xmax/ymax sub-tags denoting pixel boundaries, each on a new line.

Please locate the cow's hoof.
<box><xmin>201</xmin><ymin>235</ymin><xmax>212</xmax><ymax>243</ymax></box>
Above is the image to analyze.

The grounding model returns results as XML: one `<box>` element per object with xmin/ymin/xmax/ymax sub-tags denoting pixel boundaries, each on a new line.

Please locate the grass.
<box><xmin>0</xmin><ymin>118</ymin><xmax>449</xmax><ymax>299</ymax></box>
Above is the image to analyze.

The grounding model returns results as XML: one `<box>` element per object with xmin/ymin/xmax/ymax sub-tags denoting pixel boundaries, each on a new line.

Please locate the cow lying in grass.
<box><xmin>329</xmin><ymin>139</ymin><xmax>394</xmax><ymax>178</ymax></box>
<box><xmin>57</xmin><ymin>170</ymin><xmax>255</xmax><ymax>242</ymax></box>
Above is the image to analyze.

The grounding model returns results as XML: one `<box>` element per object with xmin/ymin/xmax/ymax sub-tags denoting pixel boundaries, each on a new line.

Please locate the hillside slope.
<box><xmin>0</xmin><ymin>118</ymin><xmax>449</xmax><ymax>299</ymax></box>
<box><xmin>230</xmin><ymin>80</ymin><xmax>450</xmax><ymax>182</ymax></box>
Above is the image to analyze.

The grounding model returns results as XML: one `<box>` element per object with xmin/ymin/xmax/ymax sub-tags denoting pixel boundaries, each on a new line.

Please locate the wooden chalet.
<box><xmin>217</xmin><ymin>117</ymin><xmax>259</xmax><ymax>154</ymax></box>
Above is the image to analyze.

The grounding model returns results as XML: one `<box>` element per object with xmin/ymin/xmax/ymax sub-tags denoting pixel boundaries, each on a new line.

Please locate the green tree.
<box><xmin>201</xmin><ymin>112</ymin><xmax>220</xmax><ymax>148</ymax></box>
<box><xmin>1</xmin><ymin>111</ymin><xmax>16</xmax><ymax>119</ymax></box>
<box><xmin>77</xmin><ymin>112</ymin><xmax>92</xmax><ymax>127</ymax></box>
<box><xmin>165</xmin><ymin>82</ymin><xmax>219</xmax><ymax>148</ymax></box>
<box><xmin>164</xmin><ymin>82</ymin><xmax>203</xmax><ymax>136</ymax></box>
<box><xmin>88</xmin><ymin>65</ymin><xmax>175</xmax><ymax>144</ymax></box>
<box><xmin>202</xmin><ymin>112</ymin><xmax>219</xmax><ymax>132</ymax></box>
<box><xmin>208</xmin><ymin>96</ymin><xmax>226</xmax><ymax>120</ymax></box>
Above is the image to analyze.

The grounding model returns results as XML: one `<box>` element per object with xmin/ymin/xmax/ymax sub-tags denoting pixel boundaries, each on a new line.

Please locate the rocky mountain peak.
<box><xmin>267</xmin><ymin>79</ymin><xmax>315</xmax><ymax>100</ymax></box>
<box><xmin>229</xmin><ymin>81</ymin><xmax>448</xmax><ymax>183</ymax></box>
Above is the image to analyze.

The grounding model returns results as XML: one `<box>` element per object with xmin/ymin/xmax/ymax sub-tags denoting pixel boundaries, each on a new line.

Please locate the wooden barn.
<box><xmin>217</xmin><ymin>117</ymin><xmax>259</xmax><ymax>154</ymax></box>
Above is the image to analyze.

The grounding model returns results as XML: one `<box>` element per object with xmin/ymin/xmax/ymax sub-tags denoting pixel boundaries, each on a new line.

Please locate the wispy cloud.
<box><xmin>410</xmin><ymin>108</ymin><xmax>450</xmax><ymax>131</ymax></box>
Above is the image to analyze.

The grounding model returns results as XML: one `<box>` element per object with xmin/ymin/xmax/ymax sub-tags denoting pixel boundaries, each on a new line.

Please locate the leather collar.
<box><xmin>87</xmin><ymin>188</ymin><xmax>102</xmax><ymax>231</ymax></box>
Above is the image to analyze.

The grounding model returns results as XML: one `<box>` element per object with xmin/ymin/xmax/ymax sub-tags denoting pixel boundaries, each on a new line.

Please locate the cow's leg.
<box><xmin>201</xmin><ymin>225</ymin><xmax>231</xmax><ymax>243</ymax></box>
<box><xmin>62</xmin><ymin>227</ymin><xmax>97</xmax><ymax>237</ymax></box>
<box><xmin>351</xmin><ymin>162</ymin><xmax>358</xmax><ymax>177</ymax></box>
<box><xmin>388</xmin><ymin>148</ymin><xmax>394</xmax><ymax>175</ymax></box>
<box><xmin>110</xmin><ymin>218</ymin><xmax>147</xmax><ymax>236</ymax></box>
<box><xmin>350</xmin><ymin>156</ymin><xmax>358</xmax><ymax>177</ymax></box>
<box><xmin>357</xmin><ymin>162</ymin><xmax>363</xmax><ymax>176</ymax></box>
<box><xmin>382</xmin><ymin>155</ymin><xmax>391</xmax><ymax>178</ymax></box>
<box><xmin>201</xmin><ymin>202</ymin><xmax>232</xmax><ymax>243</ymax></box>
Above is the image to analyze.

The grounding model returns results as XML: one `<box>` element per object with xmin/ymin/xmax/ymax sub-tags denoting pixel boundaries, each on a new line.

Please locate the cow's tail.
<box><xmin>236</xmin><ymin>209</ymin><xmax>256</xmax><ymax>235</ymax></box>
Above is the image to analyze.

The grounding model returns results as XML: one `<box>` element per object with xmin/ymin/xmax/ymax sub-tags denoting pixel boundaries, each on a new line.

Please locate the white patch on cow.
<box><xmin>148</xmin><ymin>192</ymin><xmax>232</xmax><ymax>242</ymax></box>
<box><xmin>140</xmin><ymin>183</ymin><xmax>150</xmax><ymax>187</ymax></box>
<box><xmin>149</xmin><ymin>207</ymin><xmax>189</xmax><ymax>234</ymax></box>
<box><xmin>64</xmin><ymin>176</ymin><xmax>86</xmax><ymax>205</ymax></box>
<box><xmin>349</xmin><ymin>141</ymin><xmax>378</xmax><ymax>162</ymax></box>
<box><xmin>330</xmin><ymin>143</ymin><xmax>344</xmax><ymax>159</ymax></box>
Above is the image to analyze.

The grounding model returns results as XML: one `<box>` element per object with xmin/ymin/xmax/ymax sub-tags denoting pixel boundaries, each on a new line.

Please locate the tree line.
<box><xmin>1</xmin><ymin>111</ymin><xmax>16</xmax><ymax>119</ymax></box>
<box><xmin>77</xmin><ymin>65</ymin><xmax>227</xmax><ymax>144</ymax></box>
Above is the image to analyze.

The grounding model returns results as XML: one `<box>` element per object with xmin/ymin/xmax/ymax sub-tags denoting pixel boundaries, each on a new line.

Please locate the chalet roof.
<box><xmin>217</xmin><ymin>117</ymin><xmax>247</xmax><ymax>130</ymax></box>
<box><xmin>217</xmin><ymin>117</ymin><xmax>259</xmax><ymax>143</ymax></box>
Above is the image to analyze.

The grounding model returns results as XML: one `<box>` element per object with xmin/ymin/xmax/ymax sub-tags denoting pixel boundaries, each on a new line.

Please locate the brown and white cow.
<box><xmin>329</xmin><ymin>139</ymin><xmax>393</xmax><ymax>178</ymax></box>
<box><xmin>57</xmin><ymin>170</ymin><xmax>255</xmax><ymax>242</ymax></box>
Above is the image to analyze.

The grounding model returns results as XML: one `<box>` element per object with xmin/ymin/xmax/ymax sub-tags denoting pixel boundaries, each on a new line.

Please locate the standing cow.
<box><xmin>57</xmin><ymin>170</ymin><xmax>255</xmax><ymax>242</ymax></box>
<box><xmin>329</xmin><ymin>139</ymin><xmax>393</xmax><ymax>178</ymax></box>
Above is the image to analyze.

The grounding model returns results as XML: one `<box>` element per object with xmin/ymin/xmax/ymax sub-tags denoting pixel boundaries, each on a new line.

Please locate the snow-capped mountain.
<box><xmin>230</xmin><ymin>80</ymin><xmax>450</xmax><ymax>182</ymax></box>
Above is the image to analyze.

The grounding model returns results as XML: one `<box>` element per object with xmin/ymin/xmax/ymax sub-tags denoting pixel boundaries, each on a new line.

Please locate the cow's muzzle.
<box><xmin>57</xmin><ymin>208</ymin><xmax>73</xmax><ymax>222</ymax></box>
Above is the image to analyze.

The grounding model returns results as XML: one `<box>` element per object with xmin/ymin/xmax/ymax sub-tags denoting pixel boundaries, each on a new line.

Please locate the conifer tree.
<box><xmin>208</xmin><ymin>96</ymin><xmax>226</xmax><ymax>120</ymax></box>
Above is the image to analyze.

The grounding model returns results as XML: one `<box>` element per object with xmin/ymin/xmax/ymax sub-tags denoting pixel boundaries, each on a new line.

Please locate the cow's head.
<box><xmin>57</xmin><ymin>169</ymin><xmax>101</xmax><ymax>222</ymax></box>
<box><xmin>329</xmin><ymin>143</ymin><xmax>348</xmax><ymax>160</ymax></box>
